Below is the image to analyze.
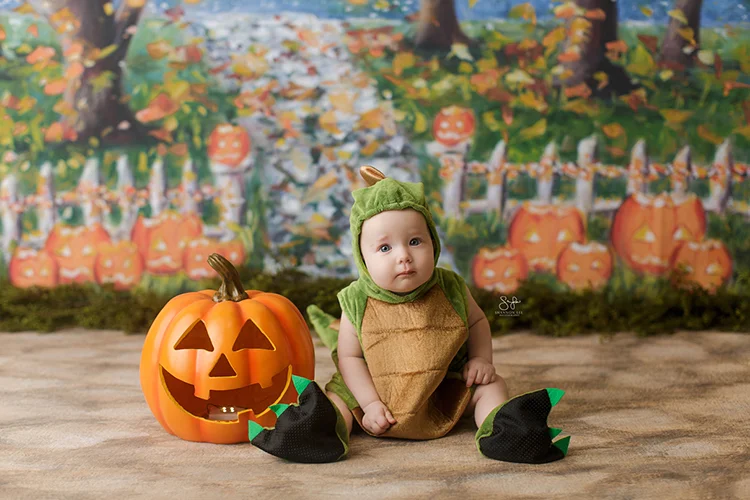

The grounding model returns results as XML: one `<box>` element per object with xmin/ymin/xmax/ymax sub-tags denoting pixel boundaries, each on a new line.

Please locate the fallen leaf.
<box><xmin>668</xmin><ymin>9</ymin><xmax>688</xmax><ymax>25</ymax></box>
<box><xmin>319</xmin><ymin>109</ymin><xmax>341</xmax><ymax>135</ymax></box>
<box><xmin>329</xmin><ymin>91</ymin><xmax>355</xmax><ymax>114</ymax></box>
<box><xmin>519</xmin><ymin>118</ymin><xmax>546</xmax><ymax>140</ymax></box>
<box><xmin>360</xmin><ymin>140</ymin><xmax>380</xmax><ymax>156</ymax></box>
<box><xmin>585</xmin><ymin>9</ymin><xmax>607</xmax><ymax>21</ymax></box>
<box><xmin>660</xmin><ymin>109</ymin><xmax>693</xmax><ymax>124</ymax></box>
<box><xmin>602</xmin><ymin>123</ymin><xmax>624</xmax><ymax>138</ymax></box>
<box><xmin>358</xmin><ymin>108</ymin><xmax>384</xmax><ymax>130</ymax></box>
<box><xmin>43</xmin><ymin>79</ymin><xmax>67</xmax><ymax>96</ymax></box>
<box><xmin>697</xmin><ymin>125</ymin><xmax>724</xmax><ymax>145</ymax></box>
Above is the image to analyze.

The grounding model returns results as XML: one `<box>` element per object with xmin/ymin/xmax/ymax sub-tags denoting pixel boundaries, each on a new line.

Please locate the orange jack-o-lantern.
<box><xmin>140</xmin><ymin>254</ymin><xmax>315</xmax><ymax>443</ymax></box>
<box><xmin>556</xmin><ymin>241</ymin><xmax>613</xmax><ymax>291</ymax></box>
<box><xmin>131</xmin><ymin>211</ymin><xmax>203</xmax><ymax>275</ymax></box>
<box><xmin>207</xmin><ymin>124</ymin><xmax>251</xmax><ymax>168</ymax></box>
<box><xmin>184</xmin><ymin>237</ymin><xmax>224</xmax><ymax>280</ymax></box>
<box><xmin>471</xmin><ymin>246</ymin><xmax>529</xmax><ymax>294</ymax></box>
<box><xmin>611</xmin><ymin>193</ymin><xmax>706</xmax><ymax>276</ymax></box>
<box><xmin>222</xmin><ymin>239</ymin><xmax>246</xmax><ymax>267</ymax></box>
<box><xmin>94</xmin><ymin>241</ymin><xmax>144</xmax><ymax>290</ymax></box>
<box><xmin>44</xmin><ymin>223</ymin><xmax>111</xmax><ymax>284</ymax></box>
<box><xmin>9</xmin><ymin>248</ymin><xmax>58</xmax><ymax>288</ymax></box>
<box><xmin>672</xmin><ymin>239</ymin><xmax>733</xmax><ymax>292</ymax></box>
<box><xmin>508</xmin><ymin>203</ymin><xmax>586</xmax><ymax>272</ymax></box>
<box><xmin>432</xmin><ymin>106</ymin><xmax>475</xmax><ymax>148</ymax></box>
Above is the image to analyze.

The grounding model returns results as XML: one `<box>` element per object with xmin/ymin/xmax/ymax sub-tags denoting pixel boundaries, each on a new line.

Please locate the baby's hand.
<box><xmin>463</xmin><ymin>357</ymin><xmax>497</xmax><ymax>387</ymax></box>
<box><xmin>361</xmin><ymin>401</ymin><xmax>397</xmax><ymax>435</ymax></box>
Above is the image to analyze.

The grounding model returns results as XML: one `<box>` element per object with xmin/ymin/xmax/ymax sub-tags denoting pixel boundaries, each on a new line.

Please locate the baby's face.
<box><xmin>360</xmin><ymin>209</ymin><xmax>435</xmax><ymax>294</ymax></box>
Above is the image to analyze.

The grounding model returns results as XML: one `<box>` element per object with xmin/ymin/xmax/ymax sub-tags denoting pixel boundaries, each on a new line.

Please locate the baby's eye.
<box><xmin>409</xmin><ymin>238</ymin><xmax>421</xmax><ymax>246</ymax></box>
<box><xmin>379</xmin><ymin>244</ymin><xmax>391</xmax><ymax>253</ymax></box>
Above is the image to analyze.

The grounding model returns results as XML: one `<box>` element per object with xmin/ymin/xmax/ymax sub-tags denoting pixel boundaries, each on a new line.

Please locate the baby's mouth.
<box><xmin>397</xmin><ymin>270</ymin><xmax>416</xmax><ymax>277</ymax></box>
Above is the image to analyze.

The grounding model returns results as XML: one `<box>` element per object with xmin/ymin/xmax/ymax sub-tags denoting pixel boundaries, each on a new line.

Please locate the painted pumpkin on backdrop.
<box><xmin>471</xmin><ymin>246</ymin><xmax>529</xmax><ymax>294</ymax></box>
<box><xmin>140</xmin><ymin>254</ymin><xmax>315</xmax><ymax>444</ymax></box>
<box><xmin>9</xmin><ymin>248</ymin><xmax>58</xmax><ymax>288</ymax></box>
<box><xmin>432</xmin><ymin>106</ymin><xmax>475</xmax><ymax>148</ymax></box>
<box><xmin>207</xmin><ymin>124</ymin><xmax>251</xmax><ymax>168</ymax></box>
<box><xmin>508</xmin><ymin>203</ymin><xmax>586</xmax><ymax>272</ymax></box>
<box><xmin>131</xmin><ymin>211</ymin><xmax>203</xmax><ymax>275</ymax></box>
<box><xmin>184</xmin><ymin>238</ymin><xmax>246</xmax><ymax>281</ymax></box>
<box><xmin>94</xmin><ymin>241</ymin><xmax>144</xmax><ymax>290</ymax></box>
<box><xmin>672</xmin><ymin>239</ymin><xmax>733</xmax><ymax>292</ymax></box>
<box><xmin>44</xmin><ymin>223</ymin><xmax>111</xmax><ymax>284</ymax></box>
<box><xmin>556</xmin><ymin>242</ymin><xmax>613</xmax><ymax>291</ymax></box>
<box><xmin>610</xmin><ymin>193</ymin><xmax>706</xmax><ymax>276</ymax></box>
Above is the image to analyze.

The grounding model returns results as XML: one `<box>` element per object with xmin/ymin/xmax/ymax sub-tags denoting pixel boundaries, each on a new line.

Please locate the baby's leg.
<box><xmin>464</xmin><ymin>377</ymin><xmax>509</xmax><ymax>427</ymax></box>
<box><xmin>327</xmin><ymin>391</ymin><xmax>354</xmax><ymax>436</ymax></box>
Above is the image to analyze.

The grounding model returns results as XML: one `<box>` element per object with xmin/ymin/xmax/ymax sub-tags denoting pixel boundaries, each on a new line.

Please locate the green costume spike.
<box><xmin>269</xmin><ymin>404</ymin><xmax>291</xmax><ymax>417</ymax></box>
<box><xmin>549</xmin><ymin>427</ymin><xmax>563</xmax><ymax>438</ymax></box>
<box><xmin>306</xmin><ymin>305</ymin><xmax>339</xmax><ymax>351</ymax></box>
<box><xmin>553</xmin><ymin>436</ymin><xmax>571</xmax><ymax>456</ymax></box>
<box><xmin>546</xmin><ymin>388</ymin><xmax>565</xmax><ymax>407</ymax></box>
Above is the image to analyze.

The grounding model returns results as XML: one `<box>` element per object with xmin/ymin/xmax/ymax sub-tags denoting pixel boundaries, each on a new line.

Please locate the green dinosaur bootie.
<box><xmin>475</xmin><ymin>388</ymin><xmax>570</xmax><ymax>464</ymax></box>
<box><xmin>249</xmin><ymin>375</ymin><xmax>349</xmax><ymax>464</ymax></box>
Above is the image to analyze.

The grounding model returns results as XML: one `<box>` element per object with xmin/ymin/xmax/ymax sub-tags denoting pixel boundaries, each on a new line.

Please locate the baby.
<box><xmin>249</xmin><ymin>166</ymin><xmax>569</xmax><ymax>464</ymax></box>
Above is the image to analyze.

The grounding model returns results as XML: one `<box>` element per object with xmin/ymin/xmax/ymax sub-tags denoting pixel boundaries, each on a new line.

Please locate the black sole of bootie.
<box><xmin>249</xmin><ymin>375</ymin><xmax>349</xmax><ymax>464</ymax></box>
<box><xmin>476</xmin><ymin>388</ymin><xmax>570</xmax><ymax>464</ymax></box>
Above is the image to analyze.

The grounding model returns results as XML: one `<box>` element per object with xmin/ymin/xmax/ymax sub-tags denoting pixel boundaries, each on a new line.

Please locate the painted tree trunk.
<box><xmin>415</xmin><ymin>0</ymin><xmax>470</xmax><ymax>50</ymax></box>
<box><xmin>560</xmin><ymin>0</ymin><xmax>618</xmax><ymax>87</ymax></box>
<box><xmin>660</xmin><ymin>0</ymin><xmax>704</xmax><ymax>69</ymax></box>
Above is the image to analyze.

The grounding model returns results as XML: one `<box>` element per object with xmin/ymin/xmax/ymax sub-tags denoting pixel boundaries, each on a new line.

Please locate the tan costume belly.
<box><xmin>353</xmin><ymin>285</ymin><xmax>471</xmax><ymax>440</ymax></box>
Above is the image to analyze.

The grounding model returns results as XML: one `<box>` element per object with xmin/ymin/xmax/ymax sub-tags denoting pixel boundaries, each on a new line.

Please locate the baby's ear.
<box><xmin>360</xmin><ymin>165</ymin><xmax>386</xmax><ymax>186</ymax></box>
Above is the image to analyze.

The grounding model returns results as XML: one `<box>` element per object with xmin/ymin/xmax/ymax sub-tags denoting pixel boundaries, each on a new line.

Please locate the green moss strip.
<box><xmin>0</xmin><ymin>267</ymin><xmax>748</xmax><ymax>336</ymax></box>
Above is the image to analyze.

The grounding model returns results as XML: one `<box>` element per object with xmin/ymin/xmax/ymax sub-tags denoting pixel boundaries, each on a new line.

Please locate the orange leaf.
<box><xmin>606</xmin><ymin>146</ymin><xmax>626</xmax><ymax>157</ymax></box>
<box><xmin>26</xmin><ymin>46</ymin><xmax>56</xmax><ymax>64</ymax></box>
<box><xmin>170</xmin><ymin>143</ymin><xmax>189</xmax><ymax>156</ymax></box>
<box><xmin>26</xmin><ymin>24</ymin><xmax>39</xmax><ymax>37</ymax></box>
<box><xmin>358</xmin><ymin>108</ymin><xmax>384</xmax><ymax>130</ymax></box>
<box><xmin>135</xmin><ymin>93</ymin><xmax>179</xmax><ymax>122</ymax></box>
<box><xmin>502</xmin><ymin>105</ymin><xmax>513</xmax><ymax>126</ymax></box>
<box><xmin>149</xmin><ymin>129</ymin><xmax>173</xmax><ymax>143</ymax></box>
<box><xmin>637</xmin><ymin>34</ymin><xmax>658</xmax><ymax>53</ymax></box>
<box><xmin>360</xmin><ymin>140</ymin><xmax>380</xmax><ymax>156</ymax></box>
<box><xmin>553</xmin><ymin>3</ymin><xmax>577</xmax><ymax>19</ymax></box>
<box><xmin>723</xmin><ymin>81</ymin><xmax>750</xmax><ymax>97</ymax></box>
<box><xmin>605</xmin><ymin>40</ymin><xmax>628</xmax><ymax>53</ymax></box>
<box><xmin>602</xmin><ymin>123</ymin><xmax>624</xmax><ymax>138</ymax></box>
<box><xmin>146</xmin><ymin>40</ymin><xmax>172</xmax><ymax>60</ymax></box>
<box><xmin>0</xmin><ymin>26</ymin><xmax>6</xmax><ymax>41</ymax></box>
<box><xmin>65</xmin><ymin>62</ymin><xmax>84</xmax><ymax>79</ymax></box>
<box><xmin>565</xmin><ymin>83</ymin><xmax>591</xmax><ymax>99</ymax></box>
<box><xmin>557</xmin><ymin>50</ymin><xmax>581</xmax><ymax>63</ymax></box>
<box><xmin>43</xmin><ymin>79</ymin><xmax>67</xmax><ymax>95</ymax></box>
<box><xmin>585</xmin><ymin>9</ymin><xmax>607</xmax><ymax>21</ymax></box>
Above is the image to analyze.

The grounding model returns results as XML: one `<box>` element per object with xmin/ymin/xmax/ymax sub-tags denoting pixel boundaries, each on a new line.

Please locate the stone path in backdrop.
<box><xmin>1</xmin><ymin>329</ymin><xmax>749</xmax><ymax>499</ymax></box>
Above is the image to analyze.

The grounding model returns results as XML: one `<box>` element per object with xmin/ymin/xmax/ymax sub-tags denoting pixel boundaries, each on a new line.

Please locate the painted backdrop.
<box><xmin>0</xmin><ymin>0</ymin><xmax>748</xmax><ymax>297</ymax></box>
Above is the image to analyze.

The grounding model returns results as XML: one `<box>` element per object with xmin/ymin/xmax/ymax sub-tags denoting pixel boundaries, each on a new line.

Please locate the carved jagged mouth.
<box><xmin>160</xmin><ymin>364</ymin><xmax>291</xmax><ymax>422</ymax></box>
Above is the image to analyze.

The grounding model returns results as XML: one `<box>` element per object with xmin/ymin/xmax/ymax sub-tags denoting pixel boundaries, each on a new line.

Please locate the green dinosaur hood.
<box><xmin>348</xmin><ymin>177</ymin><xmax>441</xmax><ymax>304</ymax></box>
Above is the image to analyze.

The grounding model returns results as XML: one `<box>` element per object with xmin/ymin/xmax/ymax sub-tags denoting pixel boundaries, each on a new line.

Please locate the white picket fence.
<box><xmin>436</xmin><ymin>136</ymin><xmax>749</xmax><ymax>221</ymax></box>
<box><xmin>0</xmin><ymin>154</ymin><xmax>252</xmax><ymax>261</ymax></box>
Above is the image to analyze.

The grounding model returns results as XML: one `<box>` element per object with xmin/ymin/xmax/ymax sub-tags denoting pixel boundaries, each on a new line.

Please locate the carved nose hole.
<box><xmin>209</xmin><ymin>354</ymin><xmax>236</xmax><ymax>378</ymax></box>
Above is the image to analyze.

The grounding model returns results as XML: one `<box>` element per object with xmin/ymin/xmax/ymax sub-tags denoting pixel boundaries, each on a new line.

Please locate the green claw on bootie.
<box><xmin>249</xmin><ymin>375</ymin><xmax>349</xmax><ymax>464</ymax></box>
<box><xmin>475</xmin><ymin>388</ymin><xmax>570</xmax><ymax>464</ymax></box>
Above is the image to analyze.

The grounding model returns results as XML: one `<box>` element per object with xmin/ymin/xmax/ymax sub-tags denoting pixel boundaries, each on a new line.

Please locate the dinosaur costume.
<box><xmin>249</xmin><ymin>167</ymin><xmax>570</xmax><ymax>464</ymax></box>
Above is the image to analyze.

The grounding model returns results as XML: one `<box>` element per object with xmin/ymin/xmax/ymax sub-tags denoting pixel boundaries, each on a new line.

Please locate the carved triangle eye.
<box><xmin>232</xmin><ymin>318</ymin><xmax>274</xmax><ymax>351</ymax></box>
<box><xmin>174</xmin><ymin>320</ymin><xmax>214</xmax><ymax>351</ymax></box>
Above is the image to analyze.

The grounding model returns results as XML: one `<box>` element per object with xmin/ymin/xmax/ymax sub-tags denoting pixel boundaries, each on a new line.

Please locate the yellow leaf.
<box><xmin>319</xmin><ymin>110</ymin><xmax>341</xmax><ymax>135</ymax></box>
<box><xmin>482</xmin><ymin>111</ymin><xmax>501</xmax><ymax>132</ymax></box>
<box><xmin>469</xmin><ymin>0</ymin><xmax>478</xmax><ymax>7</ymax></box>
<box><xmin>677</xmin><ymin>27</ymin><xmax>696</xmax><ymax>44</ymax></box>
<box><xmin>13</xmin><ymin>2</ymin><xmax>36</xmax><ymax>14</ymax></box>
<box><xmin>697</xmin><ymin>50</ymin><xmax>715</xmax><ymax>65</ymax></box>
<box><xmin>593</xmin><ymin>71</ymin><xmax>609</xmax><ymax>89</ymax></box>
<box><xmin>414</xmin><ymin>111</ymin><xmax>427</xmax><ymax>133</ymax></box>
<box><xmin>358</xmin><ymin>108</ymin><xmax>384</xmax><ymax>130</ymax></box>
<box><xmin>542</xmin><ymin>26</ymin><xmax>566</xmax><ymax>52</ymax></box>
<box><xmin>449</xmin><ymin>43</ymin><xmax>473</xmax><ymax>61</ymax></box>
<box><xmin>518</xmin><ymin>91</ymin><xmax>547</xmax><ymax>112</ymax></box>
<box><xmin>164</xmin><ymin>116</ymin><xmax>178</xmax><ymax>132</ymax></box>
<box><xmin>96</xmin><ymin>44</ymin><xmax>118</xmax><ymax>60</ymax></box>
<box><xmin>659</xmin><ymin>69</ymin><xmax>674</xmax><ymax>81</ymax></box>
<box><xmin>329</xmin><ymin>91</ymin><xmax>355</xmax><ymax>114</ymax></box>
<box><xmin>733</xmin><ymin>125</ymin><xmax>750</xmax><ymax>140</ymax></box>
<box><xmin>660</xmin><ymin>109</ymin><xmax>693</xmax><ymax>124</ymax></box>
<box><xmin>602</xmin><ymin>123</ymin><xmax>625</xmax><ymax>138</ymax></box>
<box><xmin>697</xmin><ymin>125</ymin><xmax>724</xmax><ymax>145</ymax></box>
<box><xmin>519</xmin><ymin>118</ymin><xmax>546</xmax><ymax>140</ymax></box>
<box><xmin>477</xmin><ymin>57</ymin><xmax>498</xmax><ymax>72</ymax></box>
<box><xmin>509</xmin><ymin>2</ymin><xmax>537</xmax><ymax>25</ymax></box>
<box><xmin>626</xmin><ymin>44</ymin><xmax>655</xmax><ymax>77</ymax></box>
<box><xmin>563</xmin><ymin>99</ymin><xmax>596</xmax><ymax>115</ymax></box>
<box><xmin>458</xmin><ymin>61</ymin><xmax>474</xmax><ymax>74</ymax></box>
<box><xmin>668</xmin><ymin>9</ymin><xmax>688</xmax><ymax>24</ymax></box>
<box><xmin>165</xmin><ymin>80</ymin><xmax>191</xmax><ymax>101</ymax></box>
<box><xmin>393</xmin><ymin>109</ymin><xmax>407</xmax><ymax>122</ymax></box>
<box><xmin>103</xmin><ymin>2</ymin><xmax>114</xmax><ymax>15</ymax></box>
<box><xmin>348</xmin><ymin>0</ymin><xmax>368</xmax><ymax>4</ymax></box>
<box><xmin>361</xmin><ymin>140</ymin><xmax>380</xmax><ymax>156</ymax></box>
<box><xmin>127</xmin><ymin>0</ymin><xmax>147</xmax><ymax>7</ymax></box>
<box><xmin>505</xmin><ymin>69</ymin><xmax>534</xmax><ymax>85</ymax></box>
<box><xmin>392</xmin><ymin>52</ymin><xmax>416</xmax><ymax>76</ymax></box>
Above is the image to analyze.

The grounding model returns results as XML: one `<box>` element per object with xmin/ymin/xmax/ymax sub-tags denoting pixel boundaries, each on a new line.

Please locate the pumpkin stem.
<box><xmin>208</xmin><ymin>253</ymin><xmax>248</xmax><ymax>303</ymax></box>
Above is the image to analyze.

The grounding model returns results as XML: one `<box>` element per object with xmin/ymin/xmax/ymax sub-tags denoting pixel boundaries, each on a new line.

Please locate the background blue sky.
<box><xmin>0</xmin><ymin>0</ymin><xmax>748</xmax><ymax>26</ymax></box>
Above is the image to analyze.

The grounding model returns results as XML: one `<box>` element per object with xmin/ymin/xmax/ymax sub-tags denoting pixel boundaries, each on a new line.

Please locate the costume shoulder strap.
<box><xmin>337</xmin><ymin>280</ymin><xmax>369</xmax><ymax>339</ymax></box>
<box><xmin>435</xmin><ymin>267</ymin><xmax>469</xmax><ymax>328</ymax></box>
